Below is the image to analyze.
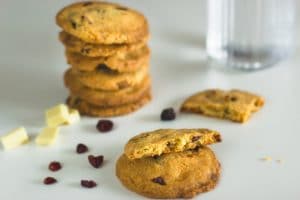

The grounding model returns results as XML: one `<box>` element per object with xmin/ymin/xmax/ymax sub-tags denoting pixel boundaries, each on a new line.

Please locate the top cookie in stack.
<box><xmin>56</xmin><ymin>1</ymin><xmax>151</xmax><ymax>117</ymax></box>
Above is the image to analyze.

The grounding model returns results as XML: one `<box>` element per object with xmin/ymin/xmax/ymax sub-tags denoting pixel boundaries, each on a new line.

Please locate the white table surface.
<box><xmin>1</xmin><ymin>0</ymin><xmax>300</xmax><ymax>199</ymax></box>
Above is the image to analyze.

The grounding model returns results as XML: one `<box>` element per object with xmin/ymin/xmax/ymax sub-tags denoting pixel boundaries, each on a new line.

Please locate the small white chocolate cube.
<box><xmin>46</xmin><ymin>104</ymin><xmax>69</xmax><ymax>127</ymax></box>
<box><xmin>35</xmin><ymin>127</ymin><xmax>60</xmax><ymax>146</ymax></box>
<box><xmin>1</xmin><ymin>127</ymin><xmax>29</xmax><ymax>150</ymax></box>
<box><xmin>65</xmin><ymin>109</ymin><xmax>80</xmax><ymax>125</ymax></box>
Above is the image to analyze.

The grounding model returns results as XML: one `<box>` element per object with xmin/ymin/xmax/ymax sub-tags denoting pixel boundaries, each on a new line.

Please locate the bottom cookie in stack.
<box><xmin>64</xmin><ymin>68</ymin><xmax>151</xmax><ymax>117</ymax></box>
<box><xmin>66</xmin><ymin>92</ymin><xmax>151</xmax><ymax>117</ymax></box>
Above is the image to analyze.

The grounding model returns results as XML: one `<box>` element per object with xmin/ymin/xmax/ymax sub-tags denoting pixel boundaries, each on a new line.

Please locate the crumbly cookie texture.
<box><xmin>56</xmin><ymin>1</ymin><xmax>149</xmax><ymax>44</ymax></box>
<box><xmin>59</xmin><ymin>31</ymin><xmax>148</xmax><ymax>57</ymax></box>
<box><xmin>69</xmin><ymin>64</ymin><xmax>148</xmax><ymax>91</ymax></box>
<box><xmin>66</xmin><ymin>92</ymin><xmax>151</xmax><ymax>117</ymax></box>
<box><xmin>64</xmin><ymin>69</ymin><xmax>151</xmax><ymax>106</ymax></box>
<box><xmin>181</xmin><ymin>89</ymin><xmax>264</xmax><ymax>123</ymax></box>
<box><xmin>124</xmin><ymin>128</ymin><xmax>221</xmax><ymax>160</ymax></box>
<box><xmin>65</xmin><ymin>45</ymin><xmax>150</xmax><ymax>73</ymax></box>
<box><xmin>116</xmin><ymin>146</ymin><xmax>221</xmax><ymax>199</ymax></box>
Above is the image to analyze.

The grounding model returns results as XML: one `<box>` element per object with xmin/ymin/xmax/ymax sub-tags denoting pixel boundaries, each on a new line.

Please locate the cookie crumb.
<box><xmin>261</xmin><ymin>156</ymin><xmax>272</xmax><ymax>161</ymax></box>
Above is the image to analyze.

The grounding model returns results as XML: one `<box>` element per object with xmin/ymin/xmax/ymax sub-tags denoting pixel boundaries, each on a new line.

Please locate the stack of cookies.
<box><xmin>56</xmin><ymin>1</ymin><xmax>151</xmax><ymax>117</ymax></box>
<box><xmin>116</xmin><ymin>129</ymin><xmax>222</xmax><ymax>199</ymax></box>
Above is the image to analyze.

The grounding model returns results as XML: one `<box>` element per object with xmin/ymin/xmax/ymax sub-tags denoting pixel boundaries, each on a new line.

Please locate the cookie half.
<box><xmin>65</xmin><ymin>45</ymin><xmax>150</xmax><ymax>73</ymax></box>
<box><xmin>181</xmin><ymin>89</ymin><xmax>264</xmax><ymax>123</ymax></box>
<box><xmin>59</xmin><ymin>31</ymin><xmax>147</xmax><ymax>57</ymax></box>
<box><xmin>64</xmin><ymin>69</ymin><xmax>151</xmax><ymax>106</ymax></box>
<box><xmin>56</xmin><ymin>1</ymin><xmax>149</xmax><ymax>44</ymax></box>
<box><xmin>68</xmin><ymin>62</ymin><xmax>148</xmax><ymax>91</ymax></box>
<box><xmin>124</xmin><ymin>128</ymin><xmax>221</xmax><ymax>160</ymax></box>
<box><xmin>66</xmin><ymin>92</ymin><xmax>151</xmax><ymax>117</ymax></box>
<box><xmin>116</xmin><ymin>146</ymin><xmax>221</xmax><ymax>199</ymax></box>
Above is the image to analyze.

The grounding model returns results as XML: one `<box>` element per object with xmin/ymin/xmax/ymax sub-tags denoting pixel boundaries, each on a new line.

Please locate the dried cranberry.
<box><xmin>160</xmin><ymin>108</ymin><xmax>176</xmax><ymax>121</ymax></box>
<box><xmin>88</xmin><ymin>155</ymin><xmax>104</xmax><ymax>168</ymax></box>
<box><xmin>116</xmin><ymin>6</ymin><xmax>128</xmax><ymax>11</ymax></box>
<box><xmin>81</xmin><ymin>180</ymin><xmax>97</xmax><ymax>188</ymax></box>
<box><xmin>76</xmin><ymin>143</ymin><xmax>88</xmax><ymax>154</ymax></box>
<box><xmin>48</xmin><ymin>161</ymin><xmax>62</xmax><ymax>172</ymax></box>
<box><xmin>151</xmin><ymin>177</ymin><xmax>166</xmax><ymax>185</ymax></box>
<box><xmin>43</xmin><ymin>177</ymin><xmax>57</xmax><ymax>185</ymax></box>
<box><xmin>96</xmin><ymin>120</ymin><xmax>113</xmax><ymax>132</ymax></box>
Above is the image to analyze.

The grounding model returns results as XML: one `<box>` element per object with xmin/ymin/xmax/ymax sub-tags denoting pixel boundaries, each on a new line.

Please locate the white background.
<box><xmin>0</xmin><ymin>1</ymin><xmax>300</xmax><ymax>199</ymax></box>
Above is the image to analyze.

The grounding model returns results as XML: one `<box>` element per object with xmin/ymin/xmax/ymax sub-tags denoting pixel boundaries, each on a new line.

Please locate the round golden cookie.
<box><xmin>65</xmin><ymin>45</ymin><xmax>150</xmax><ymax>73</ymax></box>
<box><xmin>56</xmin><ymin>1</ymin><xmax>149</xmax><ymax>44</ymax></box>
<box><xmin>66</xmin><ymin>92</ymin><xmax>151</xmax><ymax>117</ymax></box>
<box><xmin>70</xmin><ymin>64</ymin><xmax>148</xmax><ymax>91</ymax></box>
<box><xmin>64</xmin><ymin>68</ymin><xmax>151</xmax><ymax>106</ymax></box>
<box><xmin>116</xmin><ymin>147</ymin><xmax>221</xmax><ymax>199</ymax></box>
<box><xmin>59</xmin><ymin>31</ymin><xmax>147</xmax><ymax>57</ymax></box>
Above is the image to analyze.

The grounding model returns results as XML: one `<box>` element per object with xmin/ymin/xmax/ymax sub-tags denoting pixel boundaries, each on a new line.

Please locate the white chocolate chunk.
<box><xmin>1</xmin><ymin>127</ymin><xmax>29</xmax><ymax>150</ymax></box>
<box><xmin>35</xmin><ymin>127</ymin><xmax>60</xmax><ymax>146</ymax></box>
<box><xmin>46</xmin><ymin>104</ymin><xmax>69</xmax><ymax>127</ymax></box>
<box><xmin>65</xmin><ymin>109</ymin><xmax>80</xmax><ymax>125</ymax></box>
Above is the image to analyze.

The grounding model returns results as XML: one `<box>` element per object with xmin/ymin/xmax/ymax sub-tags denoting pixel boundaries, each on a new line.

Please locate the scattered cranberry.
<box><xmin>43</xmin><ymin>177</ymin><xmax>57</xmax><ymax>185</ymax></box>
<box><xmin>81</xmin><ymin>180</ymin><xmax>97</xmax><ymax>188</ymax></box>
<box><xmin>96</xmin><ymin>120</ymin><xmax>113</xmax><ymax>132</ymax></box>
<box><xmin>160</xmin><ymin>108</ymin><xmax>176</xmax><ymax>121</ymax></box>
<box><xmin>88</xmin><ymin>155</ymin><xmax>104</xmax><ymax>168</ymax></box>
<box><xmin>48</xmin><ymin>161</ymin><xmax>62</xmax><ymax>172</ymax></box>
<box><xmin>76</xmin><ymin>143</ymin><xmax>89</xmax><ymax>154</ymax></box>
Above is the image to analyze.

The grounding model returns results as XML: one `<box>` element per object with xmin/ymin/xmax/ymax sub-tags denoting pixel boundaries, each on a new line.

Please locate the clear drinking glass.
<box><xmin>206</xmin><ymin>0</ymin><xmax>296</xmax><ymax>70</ymax></box>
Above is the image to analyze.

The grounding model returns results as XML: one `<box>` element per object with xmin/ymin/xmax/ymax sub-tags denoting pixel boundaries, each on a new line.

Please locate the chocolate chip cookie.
<box><xmin>59</xmin><ymin>31</ymin><xmax>147</xmax><ymax>57</ymax></box>
<box><xmin>181</xmin><ymin>89</ymin><xmax>264</xmax><ymax>123</ymax></box>
<box><xmin>116</xmin><ymin>146</ymin><xmax>221</xmax><ymax>199</ymax></box>
<box><xmin>56</xmin><ymin>1</ymin><xmax>149</xmax><ymax>44</ymax></box>
<box><xmin>68</xmin><ymin>62</ymin><xmax>148</xmax><ymax>91</ymax></box>
<box><xmin>65</xmin><ymin>45</ymin><xmax>150</xmax><ymax>73</ymax></box>
<box><xmin>64</xmin><ymin>69</ymin><xmax>151</xmax><ymax>106</ymax></box>
<box><xmin>124</xmin><ymin>128</ymin><xmax>221</xmax><ymax>160</ymax></box>
<box><xmin>66</xmin><ymin>92</ymin><xmax>151</xmax><ymax>117</ymax></box>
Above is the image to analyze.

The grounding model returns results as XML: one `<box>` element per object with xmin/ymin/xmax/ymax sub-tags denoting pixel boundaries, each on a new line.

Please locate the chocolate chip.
<box><xmin>81</xmin><ymin>180</ymin><xmax>97</xmax><ymax>188</ymax></box>
<box><xmin>43</xmin><ymin>177</ymin><xmax>57</xmax><ymax>185</ymax></box>
<box><xmin>88</xmin><ymin>155</ymin><xmax>104</xmax><ymax>168</ymax></box>
<box><xmin>214</xmin><ymin>134</ymin><xmax>222</xmax><ymax>142</ymax></box>
<box><xmin>116</xmin><ymin>6</ymin><xmax>128</xmax><ymax>11</ymax></box>
<box><xmin>96</xmin><ymin>64</ymin><xmax>116</xmax><ymax>74</ymax></box>
<box><xmin>81</xmin><ymin>15</ymin><xmax>93</xmax><ymax>24</ymax></box>
<box><xmin>96</xmin><ymin>120</ymin><xmax>113</xmax><ymax>132</ymax></box>
<box><xmin>211</xmin><ymin>173</ymin><xmax>218</xmax><ymax>182</ymax></box>
<box><xmin>224</xmin><ymin>108</ymin><xmax>230</xmax><ymax>115</ymax></box>
<box><xmin>160</xmin><ymin>108</ymin><xmax>176</xmax><ymax>121</ymax></box>
<box><xmin>82</xmin><ymin>2</ymin><xmax>93</xmax><ymax>6</ymax></box>
<box><xmin>230</xmin><ymin>96</ymin><xmax>238</xmax><ymax>101</ymax></box>
<box><xmin>76</xmin><ymin>143</ymin><xmax>89</xmax><ymax>154</ymax></box>
<box><xmin>193</xmin><ymin>146</ymin><xmax>200</xmax><ymax>151</ymax></box>
<box><xmin>48</xmin><ymin>161</ymin><xmax>62</xmax><ymax>172</ymax></box>
<box><xmin>191</xmin><ymin>136</ymin><xmax>201</xmax><ymax>142</ymax></box>
<box><xmin>153</xmin><ymin>155</ymin><xmax>160</xmax><ymax>159</ymax></box>
<box><xmin>151</xmin><ymin>177</ymin><xmax>166</xmax><ymax>185</ymax></box>
<box><xmin>70</xmin><ymin>21</ymin><xmax>77</xmax><ymax>29</ymax></box>
<box><xmin>80</xmin><ymin>48</ymin><xmax>91</xmax><ymax>54</ymax></box>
